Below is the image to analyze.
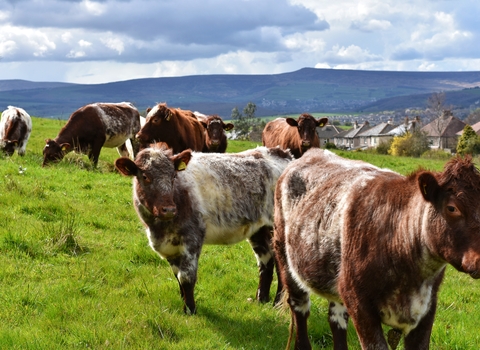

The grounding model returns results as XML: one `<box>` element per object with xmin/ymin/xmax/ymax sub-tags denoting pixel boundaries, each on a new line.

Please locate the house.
<box><xmin>334</xmin><ymin>121</ymin><xmax>371</xmax><ymax>149</ymax></box>
<box><xmin>316</xmin><ymin>123</ymin><xmax>341</xmax><ymax>146</ymax></box>
<box><xmin>359</xmin><ymin>122</ymin><xmax>396</xmax><ymax>148</ymax></box>
<box><xmin>421</xmin><ymin>111</ymin><xmax>466</xmax><ymax>151</ymax></box>
<box><xmin>376</xmin><ymin>116</ymin><xmax>422</xmax><ymax>146</ymax></box>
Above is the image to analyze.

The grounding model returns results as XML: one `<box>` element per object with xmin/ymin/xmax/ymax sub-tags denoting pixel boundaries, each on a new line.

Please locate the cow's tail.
<box><xmin>274</xmin><ymin>289</ymin><xmax>294</xmax><ymax>350</ymax></box>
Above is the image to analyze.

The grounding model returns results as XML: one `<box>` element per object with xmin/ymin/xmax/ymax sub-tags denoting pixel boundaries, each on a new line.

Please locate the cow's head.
<box><xmin>115</xmin><ymin>146</ymin><xmax>192</xmax><ymax>222</ymax></box>
<box><xmin>200</xmin><ymin>115</ymin><xmax>234</xmax><ymax>149</ymax></box>
<box><xmin>42</xmin><ymin>139</ymin><xmax>71</xmax><ymax>166</ymax></box>
<box><xmin>135</xmin><ymin>103</ymin><xmax>173</xmax><ymax>144</ymax></box>
<box><xmin>286</xmin><ymin>114</ymin><xmax>328</xmax><ymax>151</ymax></box>
<box><xmin>418</xmin><ymin>156</ymin><xmax>480</xmax><ymax>279</ymax></box>
<box><xmin>1</xmin><ymin>140</ymin><xmax>18</xmax><ymax>156</ymax></box>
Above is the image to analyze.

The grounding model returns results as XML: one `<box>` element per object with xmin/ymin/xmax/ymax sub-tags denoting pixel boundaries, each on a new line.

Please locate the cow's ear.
<box><xmin>115</xmin><ymin>157</ymin><xmax>138</xmax><ymax>176</ymax></box>
<box><xmin>316</xmin><ymin>118</ymin><xmax>329</xmax><ymax>128</ymax></box>
<box><xmin>224</xmin><ymin>123</ymin><xmax>234</xmax><ymax>131</ymax></box>
<box><xmin>60</xmin><ymin>143</ymin><xmax>71</xmax><ymax>151</ymax></box>
<box><xmin>146</xmin><ymin>107</ymin><xmax>152</xmax><ymax>114</ymax></box>
<box><xmin>418</xmin><ymin>172</ymin><xmax>440</xmax><ymax>203</ymax></box>
<box><xmin>286</xmin><ymin>118</ymin><xmax>298</xmax><ymax>127</ymax></box>
<box><xmin>200</xmin><ymin>121</ymin><xmax>208</xmax><ymax>129</ymax></box>
<box><xmin>173</xmin><ymin>149</ymin><xmax>192</xmax><ymax>172</ymax></box>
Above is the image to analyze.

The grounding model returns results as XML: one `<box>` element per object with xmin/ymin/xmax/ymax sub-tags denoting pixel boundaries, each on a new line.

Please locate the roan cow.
<box><xmin>194</xmin><ymin>111</ymin><xmax>234</xmax><ymax>153</ymax></box>
<box><xmin>274</xmin><ymin>148</ymin><xmax>480</xmax><ymax>350</ymax></box>
<box><xmin>136</xmin><ymin>103</ymin><xmax>205</xmax><ymax>154</ymax></box>
<box><xmin>262</xmin><ymin>114</ymin><xmax>328</xmax><ymax>158</ymax></box>
<box><xmin>0</xmin><ymin>106</ymin><xmax>32</xmax><ymax>156</ymax></box>
<box><xmin>43</xmin><ymin>102</ymin><xmax>141</xmax><ymax>166</ymax></box>
<box><xmin>115</xmin><ymin>145</ymin><xmax>293</xmax><ymax>314</ymax></box>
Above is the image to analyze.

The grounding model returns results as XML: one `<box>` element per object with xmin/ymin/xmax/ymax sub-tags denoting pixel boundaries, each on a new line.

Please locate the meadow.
<box><xmin>0</xmin><ymin>116</ymin><xmax>479</xmax><ymax>349</ymax></box>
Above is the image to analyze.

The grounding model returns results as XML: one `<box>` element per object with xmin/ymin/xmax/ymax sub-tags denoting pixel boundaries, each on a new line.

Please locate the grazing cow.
<box><xmin>0</xmin><ymin>106</ymin><xmax>32</xmax><ymax>156</ymax></box>
<box><xmin>136</xmin><ymin>103</ymin><xmax>205</xmax><ymax>154</ymax></box>
<box><xmin>274</xmin><ymin>148</ymin><xmax>480</xmax><ymax>350</ymax></box>
<box><xmin>262</xmin><ymin>114</ymin><xmax>328</xmax><ymax>158</ymax></box>
<box><xmin>194</xmin><ymin>112</ymin><xmax>234</xmax><ymax>153</ymax></box>
<box><xmin>115</xmin><ymin>145</ymin><xmax>293</xmax><ymax>314</ymax></box>
<box><xmin>43</xmin><ymin>102</ymin><xmax>141</xmax><ymax>166</ymax></box>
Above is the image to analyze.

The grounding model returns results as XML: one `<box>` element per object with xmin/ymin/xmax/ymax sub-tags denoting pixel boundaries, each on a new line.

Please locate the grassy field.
<box><xmin>0</xmin><ymin>116</ymin><xmax>479</xmax><ymax>349</ymax></box>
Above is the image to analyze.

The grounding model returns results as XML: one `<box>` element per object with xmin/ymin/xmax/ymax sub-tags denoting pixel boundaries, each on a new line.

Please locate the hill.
<box><xmin>1</xmin><ymin>68</ymin><xmax>480</xmax><ymax>119</ymax></box>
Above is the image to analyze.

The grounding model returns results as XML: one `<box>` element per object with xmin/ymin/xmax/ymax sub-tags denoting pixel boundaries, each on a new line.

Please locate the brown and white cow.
<box><xmin>262</xmin><ymin>114</ymin><xmax>328</xmax><ymax>158</ymax></box>
<box><xmin>194</xmin><ymin>112</ymin><xmax>234</xmax><ymax>153</ymax></box>
<box><xmin>115</xmin><ymin>145</ymin><xmax>293</xmax><ymax>314</ymax></box>
<box><xmin>43</xmin><ymin>102</ymin><xmax>141</xmax><ymax>166</ymax></box>
<box><xmin>274</xmin><ymin>148</ymin><xmax>480</xmax><ymax>350</ymax></box>
<box><xmin>0</xmin><ymin>106</ymin><xmax>32</xmax><ymax>156</ymax></box>
<box><xmin>136</xmin><ymin>103</ymin><xmax>205</xmax><ymax>154</ymax></box>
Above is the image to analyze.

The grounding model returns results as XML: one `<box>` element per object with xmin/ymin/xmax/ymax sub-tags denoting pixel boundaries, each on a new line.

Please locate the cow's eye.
<box><xmin>142</xmin><ymin>173</ymin><xmax>151</xmax><ymax>183</ymax></box>
<box><xmin>447</xmin><ymin>206</ymin><xmax>456</xmax><ymax>213</ymax></box>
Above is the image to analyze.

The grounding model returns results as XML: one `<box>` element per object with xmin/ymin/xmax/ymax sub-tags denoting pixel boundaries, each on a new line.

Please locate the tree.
<box><xmin>457</xmin><ymin>124</ymin><xmax>480</xmax><ymax>155</ymax></box>
<box><xmin>230</xmin><ymin>102</ymin><xmax>260</xmax><ymax>140</ymax></box>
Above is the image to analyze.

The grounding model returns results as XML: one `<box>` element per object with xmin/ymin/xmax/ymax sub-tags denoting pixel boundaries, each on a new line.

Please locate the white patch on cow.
<box><xmin>329</xmin><ymin>302</ymin><xmax>348</xmax><ymax>329</ymax></box>
<box><xmin>380</xmin><ymin>283</ymin><xmax>433</xmax><ymax>335</ymax></box>
<box><xmin>254</xmin><ymin>250</ymin><xmax>273</xmax><ymax>267</ymax></box>
<box><xmin>146</xmin><ymin>228</ymin><xmax>185</xmax><ymax>259</ymax></box>
<box><xmin>177</xmin><ymin>147</ymin><xmax>288</xmax><ymax>246</ymax></box>
<box><xmin>146</xmin><ymin>104</ymin><xmax>160</xmax><ymax>119</ymax></box>
<box><xmin>0</xmin><ymin>106</ymin><xmax>32</xmax><ymax>155</ymax></box>
<box><xmin>92</xmin><ymin>102</ymin><xmax>139</xmax><ymax>149</ymax></box>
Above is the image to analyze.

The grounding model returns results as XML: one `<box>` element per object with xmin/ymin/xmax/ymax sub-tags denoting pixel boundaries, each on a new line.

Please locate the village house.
<box><xmin>316</xmin><ymin>123</ymin><xmax>342</xmax><ymax>146</ymax></box>
<box><xmin>421</xmin><ymin>111</ymin><xmax>466</xmax><ymax>151</ymax></box>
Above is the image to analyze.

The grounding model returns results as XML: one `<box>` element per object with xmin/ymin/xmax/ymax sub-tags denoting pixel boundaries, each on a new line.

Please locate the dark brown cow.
<box><xmin>0</xmin><ymin>106</ymin><xmax>32</xmax><ymax>156</ymax></box>
<box><xmin>115</xmin><ymin>145</ymin><xmax>293</xmax><ymax>314</ymax></box>
<box><xmin>42</xmin><ymin>102</ymin><xmax>141</xmax><ymax>167</ymax></box>
<box><xmin>274</xmin><ymin>148</ymin><xmax>480</xmax><ymax>350</ymax></box>
<box><xmin>194</xmin><ymin>112</ymin><xmax>234</xmax><ymax>153</ymax></box>
<box><xmin>136</xmin><ymin>103</ymin><xmax>205</xmax><ymax>154</ymax></box>
<box><xmin>262</xmin><ymin>114</ymin><xmax>328</xmax><ymax>158</ymax></box>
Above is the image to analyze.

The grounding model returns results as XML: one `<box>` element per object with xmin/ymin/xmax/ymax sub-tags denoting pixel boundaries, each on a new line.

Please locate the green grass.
<box><xmin>0</xmin><ymin>116</ymin><xmax>478</xmax><ymax>349</ymax></box>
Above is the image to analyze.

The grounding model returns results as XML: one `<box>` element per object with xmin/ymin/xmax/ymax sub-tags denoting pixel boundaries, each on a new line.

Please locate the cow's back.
<box><xmin>94</xmin><ymin>102</ymin><xmax>141</xmax><ymax>147</ymax></box>
<box><xmin>262</xmin><ymin>118</ymin><xmax>299</xmax><ymax>151</ymax></box>
<box><xmin>181</xmin><ymin>147</ymin><xmax>292</xmax><ymax>244</ymax></box>
<box><xmin>276</xmin><ymin>148</ymin><xmax>398</xmax><ymax>296</ymax></box>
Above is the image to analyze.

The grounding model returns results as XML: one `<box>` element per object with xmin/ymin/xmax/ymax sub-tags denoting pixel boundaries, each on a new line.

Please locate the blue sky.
<box><xmin>1</xmin><ymin>0</ymin><xmax>479</xmax><ymax>84</ymax></box>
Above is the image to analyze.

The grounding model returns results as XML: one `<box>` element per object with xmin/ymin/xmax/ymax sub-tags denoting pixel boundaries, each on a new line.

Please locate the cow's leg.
<box><xmin>248</xmin><ymin>226</ymin><xmax>275</xmax><ymax>303</ymax></box>
<box><xmin>328</xmin><ymin>301</ymin><xmax>349</xmax><ymax>350</ymax></box>
<box><xmin>167</xmin><ymin>253</ymin><xmax>199</xmax><ymax>315</ymax></box>
<box><xmin>287</xmin><ymin>280</ymin><xmax>312</xmax><ymax>350</ymax></box>
<box><xmin>341</xmin><ymin>293</ymin><xmax>388</xmax><ymax>349</ymax></box>
<box><xmin>89</xmin><ymin>137</ymin><xmax>105</xmax><ymax>166</ymax></box>
<box><xmin>116</xmin><ymin>143</ymin><xmax>130</xmax><ymax>158</ymax></box>
<box><xmin>18</xmin><ymin>141</ymin><xmax>27</xmax><ymax>156</ymax></box>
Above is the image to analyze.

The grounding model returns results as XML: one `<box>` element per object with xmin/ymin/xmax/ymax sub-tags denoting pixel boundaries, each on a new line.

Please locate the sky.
<box><xmin>1</xmin><ymin>0</ymin><xmax>479</xmax><ymax>84</ymax></box>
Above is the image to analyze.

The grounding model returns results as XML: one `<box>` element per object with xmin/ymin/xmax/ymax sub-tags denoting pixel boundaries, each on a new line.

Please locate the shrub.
<box><xmin>389</xmin><ymin>131</ymin><xmax>430</xmax><ymax>157</ymax></box>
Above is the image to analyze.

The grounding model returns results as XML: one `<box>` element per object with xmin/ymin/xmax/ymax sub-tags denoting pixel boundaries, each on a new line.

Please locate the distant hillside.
<box><xmin>1</xmin><ymin>68</ymin><xmax>480</xmax><ymax>119</ymax></box>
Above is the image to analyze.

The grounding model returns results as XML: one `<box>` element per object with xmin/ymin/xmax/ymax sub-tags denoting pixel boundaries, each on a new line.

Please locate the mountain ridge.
<box><xmin>1</xmin><ymin>68</ymin><xmax>480</xmax><ymax>119</ymax></box>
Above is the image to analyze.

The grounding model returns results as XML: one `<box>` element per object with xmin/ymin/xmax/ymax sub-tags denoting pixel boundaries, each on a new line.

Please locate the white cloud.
<box><xmin>101</xmin><ymin>37</ymin><xmax>125</xmax><ymax>55</ymax></box>
<box><xmin>0</xmin><ymin>0</ymin><xmax>479</xmax><ymax>83</ymax></box>
<box><xmin>82</xmin><ymin>0</ymin><xmax>106</xmax><ymax>16</ymax></box>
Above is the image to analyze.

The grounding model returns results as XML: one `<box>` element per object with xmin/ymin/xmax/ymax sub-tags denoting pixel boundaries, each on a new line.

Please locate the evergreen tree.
<box><xmin>457</xmin><ymin>124</ymin><xmax>480</xmax><ymax>155</ymax></box>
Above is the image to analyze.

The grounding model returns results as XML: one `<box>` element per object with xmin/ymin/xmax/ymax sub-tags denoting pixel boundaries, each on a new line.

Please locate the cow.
<box><xmin>114</xmin><ymin>145</ymin><xmax>293</xmax><ymax>315</ymax></box>
<box><xmin>194</xmin><ymin>112</ymin><xmax>234</xmax><ymax>153</ymax></box>
<box><xmin>273</xmin><ymin>148</ymin><xmax>480</xmax><ymax>350</ymax></box>
<box><xmin>262</xmin><ymin>114</ymin><xmax>328</xmax><ymax>158</ymax></box>
<box><xmin>136</xmin><ymin>103</ymin><xmax>205</xmax><ymax>154</ymax></box>
<box><xmin>42</xmin><ymin>102</ymin><xmax>141</xmax><ymax>167</ymax></box>
<box><xmin>0</xmin><ymin>106</ymin><xmax>32</xmax><ymax>156</ymax></box>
